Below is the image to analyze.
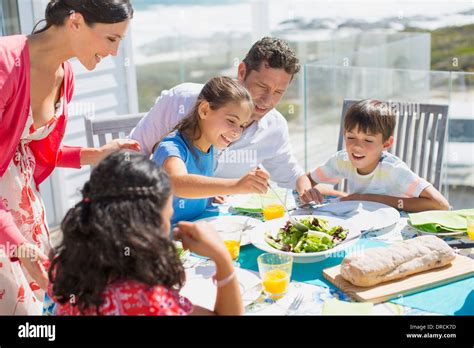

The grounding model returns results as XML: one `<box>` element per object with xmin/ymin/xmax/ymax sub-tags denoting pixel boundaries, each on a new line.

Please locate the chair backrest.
<box><xmin>336</xmin><ymin>99</ymin><xmax>449</xmax><ymax>192</ymax></box>
<box><xmin>84</xmin><ymin>113</ymin><xmax>145</xmax><ymax>148</ymax></box>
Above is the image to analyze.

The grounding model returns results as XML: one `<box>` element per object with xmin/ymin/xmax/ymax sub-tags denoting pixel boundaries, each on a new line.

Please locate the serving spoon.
<box><xmin>267</xmin><ymin>183</ymin><xmax>308</xmax><ymax>233</ymax></box>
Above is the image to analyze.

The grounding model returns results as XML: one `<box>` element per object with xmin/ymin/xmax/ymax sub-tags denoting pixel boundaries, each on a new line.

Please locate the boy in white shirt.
<box><xmin>301</xmin><ymin>99</ymin><xmax>449</xmax><ymax>212</ymax></box>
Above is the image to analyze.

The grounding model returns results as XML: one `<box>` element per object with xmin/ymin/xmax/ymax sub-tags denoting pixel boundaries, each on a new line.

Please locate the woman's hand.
<box><xmin>16</xmin><ymin>243</ymin><xmax>49</xmax><ymax>291</ymax></box>
<box><xmin>80</xmin><ymin>139</ymin><xmax>141</xmax><ymax>165</ymax></box>
<box><xmin>233</xmin><ymin>168</ymin><xmax>269</xmax><ymax>194</ymax></box>
<box><xmin>98</xmin><ymin>139</ymin><xmax>141</xmax><ymax>161</ymax></box>
<box><xmin>173</xmin><ymin>221</ymin><xmax>230</xmax><ymax>262</ymax></box>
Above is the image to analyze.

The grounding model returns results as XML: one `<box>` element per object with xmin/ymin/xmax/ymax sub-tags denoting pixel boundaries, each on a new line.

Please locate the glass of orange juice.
<box><xmin>257</xmin><ymin>253</ymin><xmax>293</xmax><ymax>300</ymax></box>
<box><xmin>219</xmin><ymin>225</ymin><xmax>242</xmax><ymax>262</ymax></box>
<box><xmin>261</xmin><ymin>190</ymin><xmax>287</xmax><ymax>221</ymax></box>
<box><xmin>467</xmin><ymin>216</ymin><xmax>474</xmax><ymax>240</ymax></box>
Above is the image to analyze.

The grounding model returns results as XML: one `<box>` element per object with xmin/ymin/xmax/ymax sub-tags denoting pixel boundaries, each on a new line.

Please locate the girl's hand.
<box><xmin>300</xmin><ymin>187</ymin><xmax>324</xmax><ymax>204</ymax></box>
<box><xmin>16</xmin><ymin>243</ymin><xmax>49</xmax><ymax>291</ymax></box>
<box><xmin>234</xmin><ymin>168</ymin><xmax>269</xmax><ymax>194</ymax></box>
<box><xmin>173</xmin><ymin>221</ymin><xmax>230</xmax><ymax>262</ymax></box>
<box><xmin>212</xmin><ymin>196</ymin><xmax>227</xmax><ymax>204</ymax></box>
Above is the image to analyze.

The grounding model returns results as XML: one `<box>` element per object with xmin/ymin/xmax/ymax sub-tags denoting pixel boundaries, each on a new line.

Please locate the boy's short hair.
<box><xmin>344</xmin><ymin>99</ymin><xmax>397</xmax><ymax>142</ymax></box>
<box><xmin>242</xmin><ymin>37</ymin><xmax>300</xmax><ymax>78</ymax></box>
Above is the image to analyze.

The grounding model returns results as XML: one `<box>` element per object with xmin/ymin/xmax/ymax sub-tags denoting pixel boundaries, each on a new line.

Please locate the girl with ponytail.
<box><xmin>153</xmin><ymin>76</ymin><xmax>270</xmax><ymax>224</ymax></box>
<box><xmin>0</xmin><ymin>0</ymin><xmax>139</xmax><ymax>315</ymax></box>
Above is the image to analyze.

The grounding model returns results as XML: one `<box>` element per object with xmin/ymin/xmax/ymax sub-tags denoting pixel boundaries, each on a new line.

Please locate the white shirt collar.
<box><xmin>255</xmin><ymin>109</ymin><xmax>275</xmax><ymax>130</ymax></box>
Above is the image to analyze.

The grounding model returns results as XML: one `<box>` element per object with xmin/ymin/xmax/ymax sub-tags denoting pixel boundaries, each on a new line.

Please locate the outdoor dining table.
<box><xmin>181</xmin><ymin>194</ymin><xmax>474</xmax><ymax>316</ymax></box>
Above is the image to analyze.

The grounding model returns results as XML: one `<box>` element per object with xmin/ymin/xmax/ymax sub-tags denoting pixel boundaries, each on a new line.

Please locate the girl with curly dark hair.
<box><xmin>49</xmin><ymin>151</ymin><xmax>243</xmax><ymax>315</ymax></box>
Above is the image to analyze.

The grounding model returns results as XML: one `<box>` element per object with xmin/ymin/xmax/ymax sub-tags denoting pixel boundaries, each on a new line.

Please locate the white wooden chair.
<box><xmin>84</xmin><ymin>113</ymin><xmax>145</xmax><ymax>147</ymax></box>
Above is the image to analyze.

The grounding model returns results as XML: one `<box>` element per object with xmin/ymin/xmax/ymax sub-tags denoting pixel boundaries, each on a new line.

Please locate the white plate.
<box><xmin>311</xmin><ymin>200</ymin><xmax>401</xmax><ymax>232</ymax></box>
<box><xmin>194</xmin><ymin>215</ymin><xmax>262</xmax><ymax>246</ymax></box>
<box><xmin>250</xmin><ymin>215</ymin><xmax>360</xmax><ymax>263</ymax></box>
<box><xmin>180</xmin><ymin>264</ymin><xmax>262</xmax><ymax>309</ymax></box>
<box><xmin>407</xmin><ymin>220</ymin><xmax>467</xmax><ymax>237</ymax></box>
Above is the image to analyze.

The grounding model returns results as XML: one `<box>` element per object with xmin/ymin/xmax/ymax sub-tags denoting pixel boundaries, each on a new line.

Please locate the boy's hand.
<box><xmin>340</xmin><ymin>193</ymin><xmax>364</xmax><ymax>201</ymax></box>
<box><xmin>300</xmin><ymin>187</ymin><xmax>324</xmax><ymax>204</ymax></box>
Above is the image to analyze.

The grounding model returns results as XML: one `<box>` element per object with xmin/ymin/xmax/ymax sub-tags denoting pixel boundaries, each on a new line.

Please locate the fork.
<box><xmin>285</xmin><ymin>293</ymin><xmax>304</xmax><ymax>315</ymax></box>
<box><xmin>241</xmin><ymin>217</ymin><xmax>255</xmax><ymax>232</ymax></box>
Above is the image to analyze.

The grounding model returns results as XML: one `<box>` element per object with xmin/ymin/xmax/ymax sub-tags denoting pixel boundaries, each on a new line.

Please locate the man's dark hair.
<box><xmin>242</xmin><ymin>37</ymin><xmax>300</xmax><ymax>78</ymax></box>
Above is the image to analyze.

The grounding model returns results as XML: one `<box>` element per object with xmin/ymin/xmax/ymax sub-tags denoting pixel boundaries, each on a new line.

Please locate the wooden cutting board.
<box><xmin>323</xmin><ymin>254</ymin><xmax>474</xmax><ymax>303</ymax></box>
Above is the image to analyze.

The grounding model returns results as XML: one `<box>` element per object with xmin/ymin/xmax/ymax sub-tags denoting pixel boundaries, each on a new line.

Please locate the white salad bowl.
<box><xmin>250</xmin><ymin>215</ymin><xmax>361</xmax><ymax>263</ymax></box>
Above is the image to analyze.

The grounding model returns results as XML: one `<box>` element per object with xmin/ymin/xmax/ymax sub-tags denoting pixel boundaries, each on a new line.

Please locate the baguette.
<box><xmin>340</xmin><ymin>235</ymin><xmax>456</xmax><ymax>287</ymax></box>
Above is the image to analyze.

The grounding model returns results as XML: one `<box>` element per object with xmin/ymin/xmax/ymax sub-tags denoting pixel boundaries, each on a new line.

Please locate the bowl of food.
<box><xmin>250</xmin><ymin>215</ymin><xmax>360</xmax><ymax>263</ymax></box>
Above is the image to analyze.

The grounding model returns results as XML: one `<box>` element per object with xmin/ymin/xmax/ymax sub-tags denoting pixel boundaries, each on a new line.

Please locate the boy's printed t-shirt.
<box><xmin>153</xmin><ymin>130</ymin><xmax>214</xmax><ymax>224</ymax></box>
<box><xmin>310</xmin><ymin>150</ymin><xmax>432</xmax><ymax>197</ymax></box>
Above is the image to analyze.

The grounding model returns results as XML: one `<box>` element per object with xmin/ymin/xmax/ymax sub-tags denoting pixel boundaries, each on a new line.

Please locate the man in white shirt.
<box><xmin>130</xmin><ymin>37</ymin><xmax>322</xmax><ymax>201</ymax></box>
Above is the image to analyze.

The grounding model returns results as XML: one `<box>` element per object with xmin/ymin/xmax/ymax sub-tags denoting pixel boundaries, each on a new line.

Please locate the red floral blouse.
<box><xmin>54</xmin><ymin>279</ymin><xmax>193</xmax><ymax>316</ymax></box>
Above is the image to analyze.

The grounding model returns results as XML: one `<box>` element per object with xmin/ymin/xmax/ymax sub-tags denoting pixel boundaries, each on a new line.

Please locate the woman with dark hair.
<box><xmin>0</xmin><ymin>0</ymin><xmax>140</xmax><ymax>314</ymax></box>
<box><xmin>50</xmin><ymin>151</ymin><xmax>243</xmax><ymax>316</ymax></box>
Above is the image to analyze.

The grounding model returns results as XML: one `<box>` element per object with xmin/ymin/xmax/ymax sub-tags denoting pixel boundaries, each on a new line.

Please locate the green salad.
<box><xmin>264</xmin><ymin>217</ymin><xmax>348</xmax><ymax>253</ymax></box>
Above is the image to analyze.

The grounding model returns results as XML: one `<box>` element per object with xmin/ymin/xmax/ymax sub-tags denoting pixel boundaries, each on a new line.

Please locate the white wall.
<box><xmin>19</xmin><ymin>0</ymin><xmax>138</xmax><ymax>226</ymax></box>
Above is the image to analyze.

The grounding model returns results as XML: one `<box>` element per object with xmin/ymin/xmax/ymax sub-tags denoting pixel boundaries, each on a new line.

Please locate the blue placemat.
<box><xmin>192</xmin><ymin>205</ymin><xmax>474</xmax><ymax>315</ymax></box>
<box><xmin>389</xmin><ymin>276</ymin><xmax>474</xmax><ymax>315</ymax></box>
<box><xmin>238</xmin><ymin>239</ymin><xmax>387</xmax><ymax>288</ymax></box>
<box><xmin>238</xmin><ymin>242</ymin><xmax>474</xmax><ymax>315</ymax></box>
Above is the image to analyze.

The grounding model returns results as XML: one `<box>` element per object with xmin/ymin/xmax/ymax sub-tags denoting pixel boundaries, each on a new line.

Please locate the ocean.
<box><xmin>130</xmin><ymin>0</ymin><xmax>473</xmax><ymax>65</ymax></box>
<box><xmin>132</xmin><ymin>0</ymin><xmax>244</xmax><ymax>11</ymax></box>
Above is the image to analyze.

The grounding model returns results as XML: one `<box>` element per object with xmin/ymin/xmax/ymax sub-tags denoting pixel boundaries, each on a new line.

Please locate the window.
<box><xmin>1</xmin><ymin>0</ymin><xmax>20</xmax><ymax>36</ymax></box>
